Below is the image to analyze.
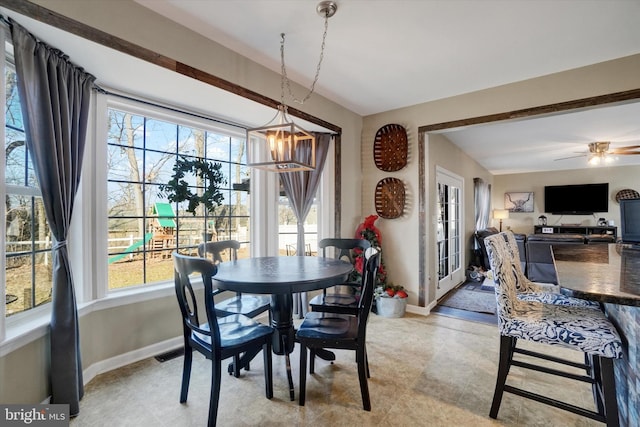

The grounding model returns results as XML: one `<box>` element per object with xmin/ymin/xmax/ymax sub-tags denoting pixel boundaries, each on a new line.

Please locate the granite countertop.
<box><xmin>552</xmin><ymin>243</ymin><xmax>640</xmax><ymax>307</ymax></box>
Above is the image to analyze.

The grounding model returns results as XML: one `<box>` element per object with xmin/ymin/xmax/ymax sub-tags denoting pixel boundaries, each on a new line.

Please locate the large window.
<box><xmin>106</xmin><ymin>102</ymin><xmax>250</xmax><ymax>290</ymax></box>
<box><xmin>3</xmin><ymin>61</ymin><xmax>53</xmax><ymax>316</ymax></box>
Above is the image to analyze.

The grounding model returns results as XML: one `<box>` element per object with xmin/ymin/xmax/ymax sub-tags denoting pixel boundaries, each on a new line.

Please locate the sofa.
<box><xmin>474</xmin><ymin>228</ymin><xmax>615</xmax><ymax>285</ymax></box>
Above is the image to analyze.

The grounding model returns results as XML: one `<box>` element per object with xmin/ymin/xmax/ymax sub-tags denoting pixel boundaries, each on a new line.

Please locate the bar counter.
<box><xmin>552</xmin><ymin>243</ymin><xmax>640</xmax><ymax>426</ymax></box>
<box><xmin>553</xmin><ymin>243</ymin><xmax>640</xmax><ymax>306</ymax></box>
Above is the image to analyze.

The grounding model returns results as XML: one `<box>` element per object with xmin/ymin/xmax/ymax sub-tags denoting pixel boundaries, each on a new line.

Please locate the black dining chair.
<box><xmin>296</xmin><ymin>246</ymin><xmax>380</xmax><ymax>411</ymax></box>
<box><xmin>172</xmin><ymin>252</ymin><xmax>274</xmax><ymax>427</ymax></box>
<box><xmin>198</xmin><ymin>241</ymin><xmax>271</xmax><ymax>320</ymax></box>
<box><xmin>308</xmin><ymin>238</ymin><xmax>371</xmax><ymax>315</ymax></box>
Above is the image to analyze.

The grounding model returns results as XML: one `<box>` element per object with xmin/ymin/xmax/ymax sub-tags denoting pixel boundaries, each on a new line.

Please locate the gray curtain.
<box><xmin>10</xmin><ymin>19</ymin><xmax>95</xmax><ymax>416</ymax></box>
<box><xmin>280</xmin><ymin>133</ymin><xmax>331</xmax><ymax>317</ymax></box>
<box><xmin>474</xmin><ymin>177</ymin><xmax>492</xmax><ymax>237</ymax></box>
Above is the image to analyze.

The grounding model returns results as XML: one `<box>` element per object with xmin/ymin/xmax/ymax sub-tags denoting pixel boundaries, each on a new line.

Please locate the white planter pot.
<box><xmin>376</xmin><ymin>297</ymin><xmax>407</xmax><ymax>318</ymax></box>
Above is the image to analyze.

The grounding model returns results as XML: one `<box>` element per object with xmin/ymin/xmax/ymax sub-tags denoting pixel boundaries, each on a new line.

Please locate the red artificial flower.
<box><xmin>354</xmin><ymin>256</ymin><xmax>364</xmax><ymax>274</ymax></box>
<box><xmin>354</xmin><ymin>214</ymin><xmax>382</xmax><ymax>245</ymax></box>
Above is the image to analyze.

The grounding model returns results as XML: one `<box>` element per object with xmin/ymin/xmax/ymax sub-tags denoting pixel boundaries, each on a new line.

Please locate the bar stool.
<box><xmin>484</xmin><ymin>233</ymin><xmax>622</xmax><ymax>426</ymax></box>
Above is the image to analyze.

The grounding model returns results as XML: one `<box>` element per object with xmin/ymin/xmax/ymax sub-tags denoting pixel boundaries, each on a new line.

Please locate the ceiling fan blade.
<box><xmin>612</xmin><ymin>151</ymin><xmax>640</xmax><ymax>155</ymax></box>
<box><xmin>554</xmin><ymin>154</ymin><xmax>587</xmax><ymax>161</ymax></box>
<box><xmin>610</xmin><ymin>146</ymin><xmax>640</xmax><ymax>154</ymax></box>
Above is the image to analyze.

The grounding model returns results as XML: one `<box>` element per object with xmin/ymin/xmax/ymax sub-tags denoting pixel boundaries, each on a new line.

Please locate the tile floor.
<box><xmin>70</xmin><ymin>313</ymin><xmax>603</xmax><ymax>426</ymax></box>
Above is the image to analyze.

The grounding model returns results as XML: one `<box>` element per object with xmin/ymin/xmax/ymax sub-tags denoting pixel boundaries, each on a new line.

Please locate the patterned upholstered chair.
<box><xmin>484</xmin><ymin>233</ymin><xmax>621</xmax><ymax>426</ymax></box>
<box><xmin>501</xmin><ymin>231</ymin><xmax>600</xmax><ymax>309</ymax></box>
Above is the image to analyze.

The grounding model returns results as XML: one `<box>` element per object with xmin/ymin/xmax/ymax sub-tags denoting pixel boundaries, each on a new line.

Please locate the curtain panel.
<box><xmin>9</xmin><ymin>18</ymin><xmax>95</xmax><ymax>416</ymax></box>
<box><xmin>474</xmin><ymin>177</ymin><xmax>492</xmax><ymax>242</ymax></box>
<box><xmin>280</xmin><ymin>133</ymin><xmax>331</xmax><ymax>317</ymax></box>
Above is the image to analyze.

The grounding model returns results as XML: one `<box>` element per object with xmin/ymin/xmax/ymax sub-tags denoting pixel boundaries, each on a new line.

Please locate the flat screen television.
<box><xmin>620</xmin><ymin>198</ymin><xmax>640</xmax><ymax>244</ymax></box>
<box><xmin>544</xmin><ymin>183</ymin><xmax>609</xmax><ymax>215</ymax></box>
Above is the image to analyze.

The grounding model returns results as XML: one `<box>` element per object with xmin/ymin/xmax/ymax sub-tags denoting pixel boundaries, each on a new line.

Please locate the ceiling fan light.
<box><xmin>588</xmin><ymin>155</ymin><xmax>600</xmax><ymax>166</ymax></box>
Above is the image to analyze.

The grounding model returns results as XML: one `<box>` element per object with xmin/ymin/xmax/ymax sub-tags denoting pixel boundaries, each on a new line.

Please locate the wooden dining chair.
<box><xmin>296</xmin><ymin>246</ymin><xmax>380</xmax><ymax>411</ymax></box>
<box><xmin>173</xmin><ymin>252</ymin><xmax>274</xmax><ymax>427</ymax></box>
<box><xmin>484</xmin><ymin>234</ymin><xmax>621</xmax><ymax>426</ymax></box>
<box><xmin>308</xmin><ymin>238</ymin><xmax>371</xmax><ymax>315</ymax></box>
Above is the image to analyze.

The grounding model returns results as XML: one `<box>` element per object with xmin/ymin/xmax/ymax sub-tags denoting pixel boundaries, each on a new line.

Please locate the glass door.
<box><xmin>436</xmin><ymin>168</ymin><xmax>464</xmax><ymax>299</ymax></box>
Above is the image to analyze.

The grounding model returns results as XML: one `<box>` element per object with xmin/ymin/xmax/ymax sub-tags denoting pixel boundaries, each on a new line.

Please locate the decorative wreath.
<box><xmin>160</xmin><ymin>156</ymin><xmax>226</xmax><ymax>215</ymax></box>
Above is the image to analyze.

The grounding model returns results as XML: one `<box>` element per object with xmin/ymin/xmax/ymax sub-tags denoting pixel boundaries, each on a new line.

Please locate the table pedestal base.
<box><xmin>226</xmin><ymin>293</ymin><xmax>337</xmax><ymax>401</ymax></box>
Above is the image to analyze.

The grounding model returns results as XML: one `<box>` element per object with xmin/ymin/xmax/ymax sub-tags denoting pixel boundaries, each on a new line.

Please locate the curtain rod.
<box><xmin>93</xmin><ymin>85</ymin><xmax>249</xmax><ymax>131</ymax></box>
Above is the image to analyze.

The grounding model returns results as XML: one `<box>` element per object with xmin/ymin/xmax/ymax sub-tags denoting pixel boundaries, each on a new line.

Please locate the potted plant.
<box><xmin>159</xmin><ymin>155</ymin><xmax>227</xmax><ymax>216</ymax></box>
<box><xmin>374</xmin><ymin>283</ymin><xmax>408</xmax><ymax>318</ymax></box>
<box><xmin>350</xmin><ymin>214</ymin><xmax>409</xmax><ymax>316</ymax></box>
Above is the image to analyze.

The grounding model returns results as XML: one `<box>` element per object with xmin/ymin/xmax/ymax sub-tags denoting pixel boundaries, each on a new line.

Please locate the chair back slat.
<box><xmin>319</xmin><ymin>238</ymin><xmax>371</xmax><ymax>264</ymax></box>
<box><xmin>173</xmin><ymin>252</ymin><xmax>222</xmax><ymax>350</ymax></box>
<box><xmin>198</xmin><ymin>240</ymin><xmax>240</xmax><ymax>264</ymax></box>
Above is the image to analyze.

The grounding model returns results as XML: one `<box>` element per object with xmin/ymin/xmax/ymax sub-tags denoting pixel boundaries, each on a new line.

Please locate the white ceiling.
<box><xmin>131</xmin><ymin>0</ymin><xmax>640</xmax><ymax>174</ymax></box>
<box><xmin>135</xmin><ymin>0</ymin><xmax>640</xmax><ymax>116</ymax></box>
<box><xmin>4</xmin><ymin>1</ymin><xmax>640</xmax><ymax>174</ymax></box>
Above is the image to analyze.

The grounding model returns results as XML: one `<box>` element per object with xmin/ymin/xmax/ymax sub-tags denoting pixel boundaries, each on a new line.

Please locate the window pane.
<box><xmin>6</xmin><ymin>254</ymin><xmax>33</xmax><ymax>316</ymax></box>
<box><xmin>108</xmin><ymin>110</ymin><xmax>144</xmax><ymax>149</ymax></box>
<box><xmin>5</xmin><ymin>198</ymin><xmax>52</xmax><ymax>316</ymax></box>
<box><xmin>106</xmin><ymin>105</ymin><xmax>250</xmax><ymax>291</ymax></box>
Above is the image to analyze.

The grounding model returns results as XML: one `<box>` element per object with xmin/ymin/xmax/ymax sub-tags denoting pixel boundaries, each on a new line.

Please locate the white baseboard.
<box><xmin>406</xmin><ymin>303</ymin><xmax>432</xmax><ymax>316</ymax></box>
<box><xmin>82</xmin><ymin>336</ymin><xmax>183</xmax><ymax>386</ymax></box>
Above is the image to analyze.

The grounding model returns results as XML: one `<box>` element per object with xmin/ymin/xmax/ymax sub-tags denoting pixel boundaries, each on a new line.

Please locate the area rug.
<box><xmin>438</xmin><ymin>281</ymin><xmax>496</xmax><ymax>315</ymax></box>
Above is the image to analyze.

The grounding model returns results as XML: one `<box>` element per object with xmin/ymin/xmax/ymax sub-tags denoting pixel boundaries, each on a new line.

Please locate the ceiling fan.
<box><xmin>554</xmin><ymin>141</ymin><xmax>640</xmax><ymax>165</ymax></box>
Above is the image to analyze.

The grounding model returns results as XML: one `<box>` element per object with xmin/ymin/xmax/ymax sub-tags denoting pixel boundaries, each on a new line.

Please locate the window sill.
<box><xmin>0</xmin><ymin>281</ymin><xmax>181</xmax><ymax>358</ymax></box>
<box><xmin>1</xmin><ymin>304</ymin><xmax>52</xmax><ymax>357</ymax></box>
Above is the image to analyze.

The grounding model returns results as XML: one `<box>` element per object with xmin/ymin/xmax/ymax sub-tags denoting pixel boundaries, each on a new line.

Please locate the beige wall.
<box><xmin>362</xmin><ymin>53</ymin><xmax>640</xmax><ymax>308</ymax></box>
<box><xmin>492</xmin><ymin>165</ymin><xmax>640</xmax><ymax>235</ymax></box>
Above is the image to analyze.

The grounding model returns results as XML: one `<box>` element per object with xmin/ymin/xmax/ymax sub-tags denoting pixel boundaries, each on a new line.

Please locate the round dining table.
<box><xmin>213</xmin><ymin>255</ymin><xmax>353</xmax><ymax>400</ymax></box>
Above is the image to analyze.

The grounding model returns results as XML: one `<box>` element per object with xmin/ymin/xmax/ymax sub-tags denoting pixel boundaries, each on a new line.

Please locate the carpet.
<box><xmin>438</xmin><ymin>280</ymin><xmax>496</xmax><ymax>315</ymax></box>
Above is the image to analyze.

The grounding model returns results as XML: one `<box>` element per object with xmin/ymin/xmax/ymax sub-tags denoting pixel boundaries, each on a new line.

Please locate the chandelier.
<box><xmin>246</xmin><ymin>1</ymin><xmax>337</xmax><ymax>172</ymax></box>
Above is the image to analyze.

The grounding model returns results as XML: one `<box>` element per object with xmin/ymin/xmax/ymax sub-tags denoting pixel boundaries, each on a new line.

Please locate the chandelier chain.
<box><xmin>280</xmin><ymin>12</ymin><xmax>330</xmax><ymax>105</ymax></box>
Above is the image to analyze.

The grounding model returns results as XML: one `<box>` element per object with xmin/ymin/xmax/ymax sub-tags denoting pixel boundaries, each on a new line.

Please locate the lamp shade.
<box><xmin>493</xmin><ymin>209</ymin><xmax>509</xmax><ymax>220</ymax></box>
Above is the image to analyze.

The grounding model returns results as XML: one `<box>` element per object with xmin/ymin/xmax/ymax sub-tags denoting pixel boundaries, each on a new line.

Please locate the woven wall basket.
<box><xmin>373</xmin><ymin>124</ymin><xmax>408</xmax><ymax>172</ymax></box>
<box><xmin>375</xmin><ymin>177</ymin><xmax>406</xmax><ymax>219</ymax></box>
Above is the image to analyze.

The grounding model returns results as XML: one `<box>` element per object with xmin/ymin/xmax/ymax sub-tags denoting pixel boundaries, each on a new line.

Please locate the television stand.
<box><xmin>534</xmin><ymin>225</ymin><xmax>617</xmax><ymax>239</ymax></box>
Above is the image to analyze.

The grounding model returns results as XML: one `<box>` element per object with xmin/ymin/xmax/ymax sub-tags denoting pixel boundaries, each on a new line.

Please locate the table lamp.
<box><xmin>493</xmin><ymin>209</ymin><xmax>509</xmax><ymax>232</ymax></box>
